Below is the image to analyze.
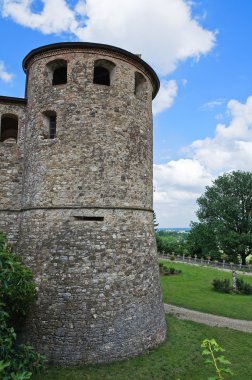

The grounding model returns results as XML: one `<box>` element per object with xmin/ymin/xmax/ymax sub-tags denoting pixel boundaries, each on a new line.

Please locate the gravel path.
<box><xmin>164</xmin><ymin>304</ymin><xmax>252</xmax><ymax>333</ymax></box>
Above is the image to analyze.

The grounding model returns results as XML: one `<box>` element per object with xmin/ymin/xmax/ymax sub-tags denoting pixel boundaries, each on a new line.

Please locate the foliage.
<box><xmin>187</xmin><ymin>223</ymin><xmax>220</xmax><ymax>260</ymax></box>
<box><xmin>201</xmin><ymin>338</ymin><xmax>233</xmax><ymax>380</ymax></box>
<box><xmin>160</xmin><ymin>260</ymin><xmax>252</xmax><ymax>319</ymax></box>
<box><xmin>212</xmin><ymin>277</ymin><xmax>252</xmax><ymax>295</ymax></box>
<box><xmin>155</xmin><ymin>230</ymin><xmax>189</xmax><ymax>255</ymax></box>
<box><xmin>0</xmin><ymin>235</ymin><xmax>37</xmax><ymax>319</ymax></box>
<box><xmin>212</xmin><ymin>279</ymin><xmax>231</xmax><ymax>294</ymax></box>
<box><xmin>0</xmin><ymin>232</ymin><xmax>46</xmax><ymax>379</ymax></box>
<box><xmin>189</xmin><ymin>171</ymin><xmax>252</xmax><ymax>265</ymax></box>
<box><xmin>159</xmin><ymin>263</ymin><xmax>182</xmax><ymax>276</ymax></box>
<box><xmin>236</xmin><ymin>278</ymin><xmax>252</xmax><ymax>294</ymax></box>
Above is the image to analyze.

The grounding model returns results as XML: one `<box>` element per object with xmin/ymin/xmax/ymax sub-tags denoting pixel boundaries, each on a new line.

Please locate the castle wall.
<box><xmin>22</xmin><ymin>50</ymin><xmax>153</xmax><ymax>209</ymax></box>
<box><xmin>19</xmin><ymin>208</ymin><xmax>165</xmax><ymax>364</ymax></box>
<box><xmin>0</xmin><ymin>101</ymin><xmax>26</xmax><ymax>242</ymax></box>
<box><xmin>10</xmin><ymin>44</ymin><xmax>167</xmax><ymax>365</ymax></box>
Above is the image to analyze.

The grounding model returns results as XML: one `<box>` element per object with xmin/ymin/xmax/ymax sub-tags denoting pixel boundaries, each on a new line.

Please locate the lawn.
<box><xmin>160</xmin><ymin>260</ymin><xmax>252</xmax><ymax>320</ymax></box>
<box><xmin>33</xmin><ymin>315</ymin><xmax>252</xmax><ymax>380</ymax></box>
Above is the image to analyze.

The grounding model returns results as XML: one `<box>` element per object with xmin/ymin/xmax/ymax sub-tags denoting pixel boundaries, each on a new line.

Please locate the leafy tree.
<box><xmin>189</xmin><ymin>171</ymin><xmax>252</xmax><ymax>265</ymax></box>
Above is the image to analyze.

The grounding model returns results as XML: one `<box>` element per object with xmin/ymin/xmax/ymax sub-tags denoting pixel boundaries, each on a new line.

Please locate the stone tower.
<box><xmin>0</xmin><ymin>42</ymin><xmax>166</xmax><ymax>365</ymax></box>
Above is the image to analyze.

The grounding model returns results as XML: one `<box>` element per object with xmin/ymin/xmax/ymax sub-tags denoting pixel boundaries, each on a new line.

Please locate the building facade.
<box><xmin>0</xmin><ymin>42</ymin><xmax>166</xmax><ymax>365</ymax></box>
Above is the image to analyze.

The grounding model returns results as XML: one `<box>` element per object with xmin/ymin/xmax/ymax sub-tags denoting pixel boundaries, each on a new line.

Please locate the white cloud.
<box><xmin>152</xmin><ymin>80</ymin><xmax>178</xmax><ymax>115</ymax></box>
<box><xmin>0</xmin><ymin>60</ymin><xmax>13</xmax><ymax>82</ymax></box>
<box><xmin>154</xmin><ymin>159</ymin><xmax>213</xmax><ymax>226</ymax></box>
<box><xmin>189</xmin><ymin>96</ymin><xmax>252</xmax><ymax>171</ymax></box>
<box><xmin>200</xmin><ymin>98</ymin><xmax>226</xmax><ymax>110</ymax></box>
<box><xmin>1</xmin><ymin>0</ymin><xmax>215</xmax><ymax>76</ymax></box>
<box><xmin>2</xmin><ymin>0</ymin><xmax>78</xmax><ymax>34</ymax></box>
<box><xmin>154</xmin><ymin>96</ymin><xmax>252</xmax><ymax>226</ymax></box>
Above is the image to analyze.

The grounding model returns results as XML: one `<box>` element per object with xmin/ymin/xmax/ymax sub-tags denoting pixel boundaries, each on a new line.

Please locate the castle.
<box><xmin>0</xmin><ymin>42</ymin><xmax>166</xmax><ymax>365</ymax></box>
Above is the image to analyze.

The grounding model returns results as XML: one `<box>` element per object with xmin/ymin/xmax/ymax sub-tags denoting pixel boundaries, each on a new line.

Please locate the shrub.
<box><xmin>0</xmin><ymin>232</ymin><xmax>46</xmax><ymax>379</ymax></box>
<box><xmin>236</xmin><ymin>278</ymin><xmax>252</xmax><ymax>295</ymax></box>
<box><xmin>212</xmin><ymin>278</ymin><xmax>231</xmax><ymax>293</ymax></box>
<box><xmin>159</xmin><ymin>263</ymin><xmax>182</xmax><ymax>276</ymax></box>
<box><xmin>213</xmin><ymin>276</ymin><xmax>252</xmax><ymax>295</ymax></box>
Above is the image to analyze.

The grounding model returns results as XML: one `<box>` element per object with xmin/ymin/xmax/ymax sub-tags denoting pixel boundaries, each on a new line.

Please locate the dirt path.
<box><xmin>164</xmin><ymin>304</ymin><xmax>252</xmax><ymax>333</ymax></box>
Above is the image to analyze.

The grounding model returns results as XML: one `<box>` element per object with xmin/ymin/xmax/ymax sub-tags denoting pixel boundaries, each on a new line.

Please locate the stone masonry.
<box><xmin>0</xmin><ymin>42</ymin><xmax>166</xmax><ymax>365</ymax></box>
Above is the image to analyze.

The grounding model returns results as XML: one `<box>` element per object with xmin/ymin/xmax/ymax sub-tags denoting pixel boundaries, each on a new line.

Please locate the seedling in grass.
<box><xmin>201</xmin><ymin>338</ymin><xmax>234</xmax><ymax>380</ymax></box>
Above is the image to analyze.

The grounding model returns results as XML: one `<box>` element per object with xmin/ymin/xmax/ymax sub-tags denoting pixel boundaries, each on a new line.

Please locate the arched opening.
<box><xmin>46</xmin><ymin>59</ymin><xmax>67</xmax><ymax>86</ymax></box>
<box><xmin>43</xmin><ymin>111</ymin><xmax>57</xmax><ymax>139</ymax></box>
<box><xmin>93</xmin><ymin>60</ymin><xmax>116</xmax><ymax>86</ymax></box>
<box><xmin>0</xmin><ymin>114</ymin><xmax>18</xmax><ymax>143</ymax></box>
<box><xmin>134</xmin><ymin>72</ymin><xmax>147</xmax><ymax>98</ymax></box>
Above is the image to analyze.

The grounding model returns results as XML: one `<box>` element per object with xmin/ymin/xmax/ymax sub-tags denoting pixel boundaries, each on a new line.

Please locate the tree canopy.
<box><xmin>188</xmin><ymin>171</ymin><xmax>252</xmax><ymax>264</ymax></box>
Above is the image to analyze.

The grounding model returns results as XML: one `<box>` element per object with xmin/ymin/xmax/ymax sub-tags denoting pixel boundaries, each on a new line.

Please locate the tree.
<box><xmin>189</xmin><ymin>171</ymin><xmax>252</xmax><ymax>265</ymax></box>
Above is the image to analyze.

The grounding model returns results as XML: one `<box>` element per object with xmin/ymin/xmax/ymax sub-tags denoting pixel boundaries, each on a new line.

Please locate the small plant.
<box><xmin>201</xmin><ymin>338</ymin><xmax>233</xmax><ymax>379</ymax></box>
<box><xmin>212</xmin><ymin>278</ymin><xmax>231</xmax><ymax>293</ymax></box>
<box><xmin>159</xmin><ymin>263</ymin><xmax>182</xmax><ymax>276</ymax></box>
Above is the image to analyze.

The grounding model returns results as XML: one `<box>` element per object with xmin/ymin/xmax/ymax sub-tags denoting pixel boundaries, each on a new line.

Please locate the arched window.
<box><xmin>46</xmin><ymin>59</ymin><xmax>67</xmax><ymax>86</ymax></box>
<box><xmin>134</xmin><ymin>72</ymin><xmax>147</xmax><ymax>98</ymax></box>
<box><xmin>93</xmin><ymin>60</ymin><xmax>116</xmax><ymax>86</ymax></box>
<box><xmin>0</xmin><ymin>114</ymin><xmax>18</xmax><ymax>143</ymax></box>
<box><xmin>43</xmin><ymin>111</ymin><xmax>57</xmax><ymax>139</ymax></box>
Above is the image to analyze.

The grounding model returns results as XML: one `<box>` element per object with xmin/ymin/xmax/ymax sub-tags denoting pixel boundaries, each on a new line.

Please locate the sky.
<box><xmin>1</xmin><ymin>0</ymin><xmax>252</xmax><ymax>227</ymax></box>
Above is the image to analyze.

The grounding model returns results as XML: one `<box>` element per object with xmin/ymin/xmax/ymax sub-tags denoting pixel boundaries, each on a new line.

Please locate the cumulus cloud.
<box><xmin>189</xmin><ymin>96</ymin><xmax>252</xmax><ymax>171</ymax></box>
<box><xmin>2</xmin><ymin>0</ymin><xmax>78</xmax><ymax>34</ymax></box>
<box><xmin>154</xmin><ymin>159</ymin><xmax>213</xmax><ymax>226</ymax></box>
<box><xmin>0</xmin><ymin>60</ymin><xmax>13</xmax><ymax>82</ymax></box>
<box><xmin>153</xmin><ymin>80</ymin><xmax>178</xmax><ymax>115</ymax></box>
<box><xmin>1</xmin><ymin>0</ymin><xmax>215</xmax><ymax>76</ymax></box>
<box><xmin>154</xmin><ymin>96</ymin><xmax>252</xmax><ymax>226</ymax></box>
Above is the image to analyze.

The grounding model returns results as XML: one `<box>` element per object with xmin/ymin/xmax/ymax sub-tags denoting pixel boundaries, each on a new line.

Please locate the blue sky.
<box><xmin>1</xmin><ymin>0</ymin><xmax>252</xmax><ymax>227</ymax></box>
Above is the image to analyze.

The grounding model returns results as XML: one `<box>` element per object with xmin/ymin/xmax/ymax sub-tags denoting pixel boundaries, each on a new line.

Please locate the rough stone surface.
<box><xmin>0</xmin><ymin>43</ymin><xmax>166</xmax><ymax>365</ymax></box>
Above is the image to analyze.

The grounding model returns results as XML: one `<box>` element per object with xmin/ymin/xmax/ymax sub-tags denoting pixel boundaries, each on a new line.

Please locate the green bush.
<box><xmin>212</xmin><ymin>278</ymin><xmax>231</xmax><ymax>293</ymax></box>
<box><xmin>159</xmin><ymin>263</ymin><xmax>182</xmax><ymax>276</ymax></box>
<box><xmin>213</xmin><ymin>276</ymin><xmax>252</xmax><ymax>295</ymax></box>
<box><xmin>236</xmin><ymin>278</ymin><xmax>252</xmax><ymax>295</ymax></box>
<box><xmin>0</xmin><ymin>232</ymin><xmax>46</xmax><ymax>379</ymax></box>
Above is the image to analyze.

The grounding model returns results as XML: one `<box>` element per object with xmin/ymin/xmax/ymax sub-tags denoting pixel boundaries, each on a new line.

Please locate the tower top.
<box><xmin>22</xmin><ymin>42</ymin><xmax>160</xmax><ymax>98</ymax></box>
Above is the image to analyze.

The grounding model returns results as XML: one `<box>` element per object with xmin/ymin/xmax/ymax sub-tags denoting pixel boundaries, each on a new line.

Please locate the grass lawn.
<box><xmin>33</xmin><ymin>315</ymin><xmax>251</xmax><ymax>380</ymax></box>
<box><xmin>160</xmin><ymin>260</ymin><xmax>252</xmax><ymax>320</ymax></box>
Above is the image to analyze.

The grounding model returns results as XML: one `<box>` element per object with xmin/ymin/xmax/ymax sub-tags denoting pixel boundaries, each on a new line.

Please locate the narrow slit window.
<box><xmin>93</xmin><ymin>60</ymin><xmax>116</xmax><ymax>86</ymax></box>
<box><xmin>43</xmin><ymin>111</ymin><xmax>57</xmax><ymax>139</ymax></box>
<box><xmin>74</xmin><ymin>216</ymin><xmax>104</xmax><ymax>221</ymax></box>
<box><xmin>49</xmin><ymin>115</ymin><xmax>56</xmax><ymax>139</ymax></box>
<box><xmin>0</xmin><ymin>114</ymin><xmax>18</xmax><ymax>143</ymax></box>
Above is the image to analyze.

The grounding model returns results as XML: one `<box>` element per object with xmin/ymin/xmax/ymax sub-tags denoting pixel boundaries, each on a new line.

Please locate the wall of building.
<box><xmin>0</xmin><ymin>44</ymin><xmax>166</xmax><ymax>365</ymax></box>
<box><xmin>19</xmin><ymin>208</ymin><xmax>166</xmax><ymax>364</ymax></box>
<box><xmin>0</xmin><ymin>101</ymin><xmax>26</xmax><ymax>242</ymax></box>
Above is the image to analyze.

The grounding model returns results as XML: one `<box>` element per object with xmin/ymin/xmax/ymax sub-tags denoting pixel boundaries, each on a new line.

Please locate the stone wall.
<box><xmin>0</xmin><ymin>43</ymin><xmax>166</xmax><ymax>365</ymax></box>
<box><xmin>19</xmin><ymin>208</ymin><xmax>166</xmax><ymax>364</ymax></box>
<box><xmin>0</xmin><ymin>101</ymin><xmax>26</xmax><ymax>242</ymax></box>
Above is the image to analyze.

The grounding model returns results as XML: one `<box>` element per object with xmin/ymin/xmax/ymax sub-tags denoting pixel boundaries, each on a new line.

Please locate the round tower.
<box><xmin>18</xmin><ymin>42</ymin><xmax>166</xmax><ymax>365</ymax></box>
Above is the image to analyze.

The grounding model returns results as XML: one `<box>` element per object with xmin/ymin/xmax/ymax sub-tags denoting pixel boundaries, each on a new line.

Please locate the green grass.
<box><xmin>160</xmin><ymin>260</ymin><xmax>252</xmax><ymax>320</ymax></box>
<box><xmin>33</xmin><ymin>315</ymin><xmax>251</xmax><ymax>380</ymax></box>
